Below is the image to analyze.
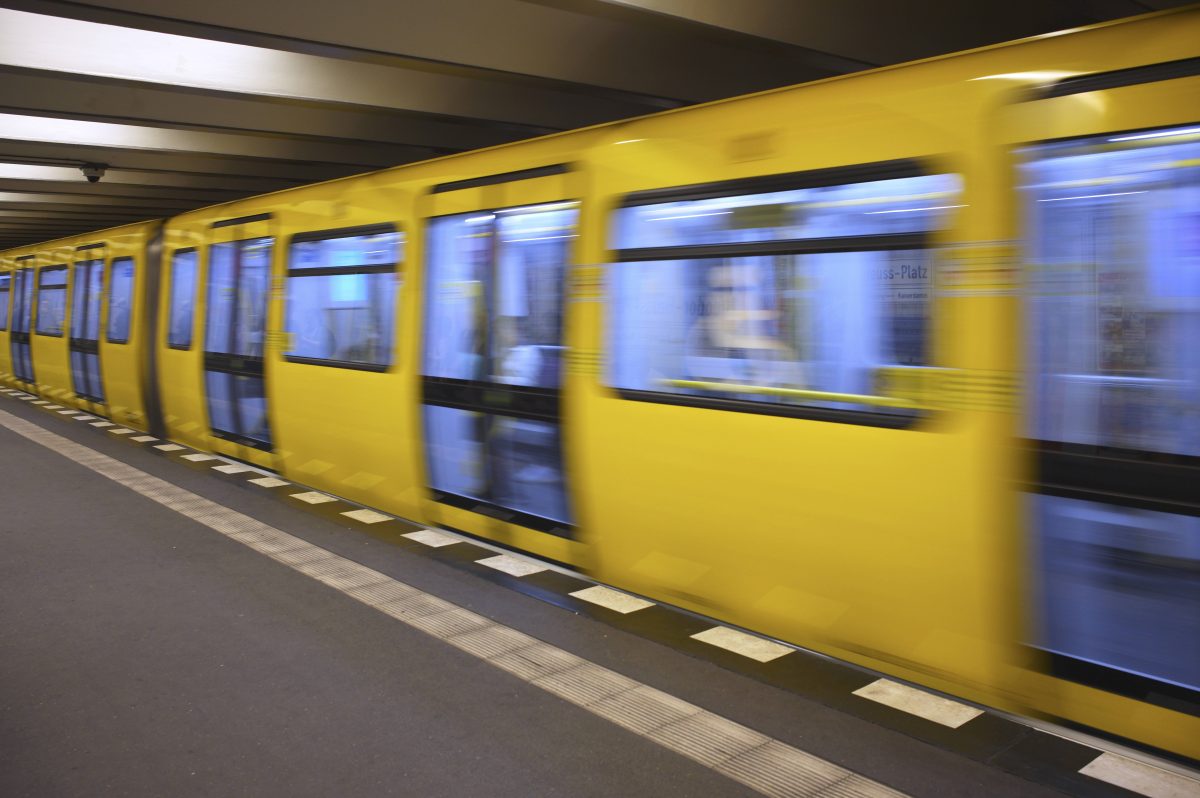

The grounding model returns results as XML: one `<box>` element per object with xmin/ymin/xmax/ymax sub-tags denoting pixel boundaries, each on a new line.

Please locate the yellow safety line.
<box><xmin>660</xmin><ymin>379</ymin><xmax>924</xmax><ymax>409</ymax></box>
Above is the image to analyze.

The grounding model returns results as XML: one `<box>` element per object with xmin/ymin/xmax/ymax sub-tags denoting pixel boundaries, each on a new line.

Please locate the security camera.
<box><xmin>80</xmin><ymin>163</ymin><xmax>107</xmax><ymax>183</ymax></box>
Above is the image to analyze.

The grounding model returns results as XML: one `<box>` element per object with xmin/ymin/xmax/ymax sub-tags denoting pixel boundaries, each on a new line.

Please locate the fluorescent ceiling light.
<box><xmin>0</xmin><ymin>163</ymin><xmax>82</xmax><ymax>181</ymax></box>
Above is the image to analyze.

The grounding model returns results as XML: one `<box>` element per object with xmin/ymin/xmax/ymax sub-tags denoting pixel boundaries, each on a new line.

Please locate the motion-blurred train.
<box><xmin>3</xmin><ymin>6</ymin><xmax>1198</xmax><ymax>760</ymax></box>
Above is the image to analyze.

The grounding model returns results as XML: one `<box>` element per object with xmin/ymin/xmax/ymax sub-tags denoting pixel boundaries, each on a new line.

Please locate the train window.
<box><xmin>609</xmin><ymin>171</ymin><xmax>958</xmax><ymax>423</ymax></box>
<box><xmin>106</xmin><ymin>258</ymin><xmax>135</xmax><ymax>344</ymax></box>
<box><xmin>424</xmin><ymin>203</ymin><xmax>576</xmax><ymax>387</ymax></box>
<box><xmin>35</xmin><ymin>266</ymin><xmax>68</xmax><ymax>336</ymax></box>
<box><xmin>206</xmin><ymin>239</ymin><xmax>271</xmax><ymax>357</ymax></box>
<box><xmin>283</xmin><ymin>227</ymin><xmax>402</xmax><ymax>370</ymax></box>
<box><xmin>0</xmin><ymin>274</ymin><xmax>9</xmax><ymax>331</ymax></box>
<box><xmin>70</xmin><ymin>258</ymin><xmax>105</xmax><ymax>403</ymax></box>
<box><xmin>167</xmin><ymin>249</ymin><xmax>197</xmax><ymax>349</ymax></box>
<box><xmin>71</xmin><ymin>259</ymin><xmax>103</xmax><ymax>342</ymax></box>
<box><xmin>1024</xmin><ymin>124</ymin><xmax>1200</xmax><ymax>457</ymax></box>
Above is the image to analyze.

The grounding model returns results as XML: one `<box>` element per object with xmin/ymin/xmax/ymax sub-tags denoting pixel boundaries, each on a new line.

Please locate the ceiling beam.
<box><xmin>0</xmin><ymin>69</ymin><xmax>532</xmax><ymax>150</ymax></box>
<box><xmin>3</xmin><ymin>0</ymin><xmax>840</xmax><ymax>103</ymax></box>
<box><xmin>0</xmin><ymin>8</ymin><xmax>660</xmax><ymax>129</ymax></box>
<box><xmin>582</xmin><ymin>0</ymin><xmax>1164</xmax><ymax>67</ymax></box>
<box><xmin>0</xmin><ymin>111</ymin><xmax>432</xmax><ymax>167</ymax></box>
<box><xmin>0</xmin><ymin>140</ymin><xmax>363</xmax><ymax>182</ymax></box>
<box><xmin>0</xmin><ymin>177</ymin><xmax>247</xmax><ymax>203</ymax></box>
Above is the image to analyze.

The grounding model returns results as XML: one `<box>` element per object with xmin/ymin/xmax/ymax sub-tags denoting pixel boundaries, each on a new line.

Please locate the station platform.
<box><xmin>1</xmin><ymin>389</ymin><xmax>1197</xmax><ymax>798</ymax></box>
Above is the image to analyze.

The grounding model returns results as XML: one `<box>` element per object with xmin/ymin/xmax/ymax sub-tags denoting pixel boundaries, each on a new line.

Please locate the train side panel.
<box><xmin>94</xmin><ymin>222</ymin><xmax>160</xmax><ymax>431</ymax></box>
<box><xmin>266</xmin><ymin>177</ymin><xmax>423</xmax><ymax>523</ymax></box>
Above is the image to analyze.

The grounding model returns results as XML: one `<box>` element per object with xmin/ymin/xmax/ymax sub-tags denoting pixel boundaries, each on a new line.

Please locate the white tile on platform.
<box><xmin>476</xmin><ymin>554</ymin><xmax>548</xmax><ymax>578</ymax></box>
<box><xmin>155</xmin><ymin>444</ymin><xmax>185</xmax><ymax>452</ymax></box>
<box><xmin>248</xmin><ymin>477</ymin><xmax>288</xmax><ymax>488</ymax></box>
<box><xmin>91</xmin><ymin>421</ymin><xmax>114</xmax><ymax>427</ymax></box>
<box><xmin>341</xmin><ymin>509</ymin><xmax>391</xmax><ymax>525</ymax></box>
<box><xmin>31</xmin><ymin>400</ymin><xmax>49</xmax><ymax>405</ymax></box>
<box><xmin>852</xmin><ymin>679</ymin><xmax>982</xmax><ymax>729</ymax></box>
<box><xmin>108</xmin><ymin>428</ymin><xmax>134</xmax><ymax>435</ymax></box>
<box><xmin>691</xmin><ymin>626</ymin><xmax>793</xmax><ymax>663</ymax></box>
<box><xmin>1080</xmin><ymin>753</ymin><xmax>1200</xmax><ymax>798</ymax></box>
<box><xmin>58</xmin><ymin>408</ymin><xmax>77</xmax><ymax>414</ymax></box>
<box><xmin>402</xmin><ymin>529</ymin><xmax>459</xmax><ymax>548</ymax></box>
<box><xmin>131</xmin><ymin>436</ymin><xmax>157</xmax><ymax>443</ymax></box>
<box><xmin>182</xmin><ymin>453</ymin><xmax>217</xmax><ymax>462</ymax></box>
<box><xmin>291</xmin><ymin>491</ymin><xmax>336</xmax><ymax>504</ymax></box>
<box><xmin>72</xmin><ymin>414</ymin><xmax>95</xmax><ymax>421</ymax></box>
<box><xmin>213</xmin><ymin>463</ymin><xmax>253</xmax><ymax>474</ymax></box>
<box><xmin>570</xmin><ymin>585</ymin><xmax>654</xmax><ymax>614</ymax></box>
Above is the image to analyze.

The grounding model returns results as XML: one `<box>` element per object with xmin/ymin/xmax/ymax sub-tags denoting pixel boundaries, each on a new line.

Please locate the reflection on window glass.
<box><xmin>285</xmin><ymin>230</ymin><xmax>401</xmax><ymax>367</ymax></box>
<box><xmin>616</xmin><ymin>174</ymin><xmax>960</xmax><ymax>250</ymax></box>
<box><xmin>611</xmin><ymin>251</ymin><xmax>931</xmax><ymax>412</ymax></box>
<box><xmin>168</xmin><ymin>250</ymin><xmax>197</xmax><ymax>348</ymax></box>
<box><xmin>609</xmin><ymin>173</ymin><xmax>955</xmax><ymax>416</ymax></box>
<box><xmin>35</xmin><ymin>267</ymin><xmax>67</xmax><ymax>336</ymax></box>
<box><xmin>107</xmin><ymin>258</ymin><xmax>134</xmax><ymax>343</ymax></box>
<box><xmin>0</xmin><ymin>275</ymin><xmax>9</xmax><ymax>331</ymax></box>
<box><xmin>423</xmin><ymin>406</ymin><xmax>572</xmax><ymax>524</ymax></box>
<box><xmin>1023</xmin><ymin>125</ymin><xmax>1200</xmax><ymax>457</ymax></box>
<box><xmin>1032</xmin><ymin>494</ymin><xmax>1200</xmax><ymax>693</ymax></box>
<box><xmin>13</xmin><ymin>269</ymin><xmax>33</xmax><ymax>334</ymax></box>
<box><xmin>424</xmin><ymin>204</ymin><xmax>576</xmax><ymax>387</ymax></box>
<box><xmin>207</xmin><ymin>239</ymin><xmax>271</xmax><ymax>357</ymax></box>
<box><xmin>71</xmin><ymin>260</ymin><xmax>103</xmax><ymax>341</ymax></box>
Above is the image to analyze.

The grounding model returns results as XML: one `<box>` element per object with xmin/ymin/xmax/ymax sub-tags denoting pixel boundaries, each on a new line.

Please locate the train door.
<box><xmin>1013</xmin><ymin>74</ymin><xmax>1200</xmax><ymax>719</ymax></box>
<box><xmin>10</xmin><ymin>266</ymin><xmax>35</xmax><ymax>385</ymax></box>
<box><xmin>422</xmin><ymin>200</ymin><xmax>578</xmax><ymax>537</ymax></box>
<box><xmin>69</xmin><ymin>257</ymin><xmax>105</xmax><ymax>403</ymax></box>
<box><xmin>203</xmin><ymin>235</ymin><xmax>273</xmax><ymax>449</ymax></box>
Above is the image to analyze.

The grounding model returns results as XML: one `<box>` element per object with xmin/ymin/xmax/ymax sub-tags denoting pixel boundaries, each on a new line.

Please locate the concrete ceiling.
<box><xmin>0</xmin><ymin>0</ymin><xmax>1189</xmax><ymax>248</ymax></box>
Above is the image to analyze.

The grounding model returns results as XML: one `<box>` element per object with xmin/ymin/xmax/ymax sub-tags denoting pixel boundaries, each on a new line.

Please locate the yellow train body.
<box><xmin>3</xmin><ymin>7</ymin><xmax>1199</xmax><ymax>759</ymax></box>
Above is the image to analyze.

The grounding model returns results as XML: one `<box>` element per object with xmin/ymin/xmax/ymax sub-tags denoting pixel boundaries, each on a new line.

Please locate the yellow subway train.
<box><xmin>2</xmin><ymin>6</ymin><xmax>1198</xmax><ymax>760</ymax></box>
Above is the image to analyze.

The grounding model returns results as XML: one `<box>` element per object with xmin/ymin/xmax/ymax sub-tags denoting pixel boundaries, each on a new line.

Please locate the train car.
<box><xmin>0</xmin><ymin>222</ymin><xmax>163</xmax><ymax>430</ymax></box>
<box><xmin>3</xmin><ymin>5</ymin><xmax>1198</xmax><ymax>760</ymax></box>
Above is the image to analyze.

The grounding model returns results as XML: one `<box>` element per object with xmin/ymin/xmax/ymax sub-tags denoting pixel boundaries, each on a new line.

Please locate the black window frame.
<box><xmin>167</xmin><ymin>247</ymin><xmax>198</xmax><ymax>351</ymax></box>
<box><xmin>105</xmin><ymin>256</ymin><xmax>136</xmax><ymax>345</ymax></box>
<box><xmin>609</xmin><ymin>158</ymin><xmax>949</xmax><ymax>431</ymax></box>
<box><xmin>282</xmin><ymin>223</ymin><xmax>402</xmax><ymax>373</ymax></box>
<box><xmin>34</xmin><ymin>265</ymin><xmax>69</xmax><ymax>338</ymax></box>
